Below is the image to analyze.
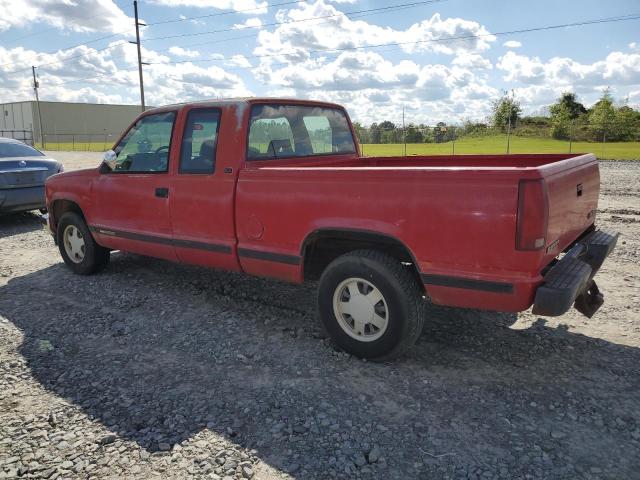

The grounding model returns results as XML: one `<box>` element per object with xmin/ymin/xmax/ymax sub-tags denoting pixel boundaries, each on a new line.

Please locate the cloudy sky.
<box><xmin>0</xmin><ymin>0</ymin><xmax>639</xmax><ymax>124</ymax></box>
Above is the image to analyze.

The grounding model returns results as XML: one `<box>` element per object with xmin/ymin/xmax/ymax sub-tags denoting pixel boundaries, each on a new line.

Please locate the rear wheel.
<box><xmin>57</xmin><ymin>212</ymin><xmax>110</xmax><ymax>275</ymax></box>
<box><xmin>318</xmin><ymin>250</ymin><xmax>425</xmax><ymax>361</ymax></box>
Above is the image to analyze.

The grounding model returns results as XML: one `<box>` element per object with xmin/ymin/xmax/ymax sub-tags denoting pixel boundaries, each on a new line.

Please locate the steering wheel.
<box><xmin>155</xmin><ymin>145</ymin><xmax>170</xmax><ymax>154</ymax></box>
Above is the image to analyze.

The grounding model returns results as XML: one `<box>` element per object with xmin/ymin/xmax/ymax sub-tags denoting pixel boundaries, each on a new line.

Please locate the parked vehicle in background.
<box><xmin>45</xmin><ymin>98</ymin><xmax>618</xmax><ymax>361</ymax></box>
<box><xmin>0</xmin><ymin>138</ymin><xmax>63</xmax><ymax>214</ymax></box>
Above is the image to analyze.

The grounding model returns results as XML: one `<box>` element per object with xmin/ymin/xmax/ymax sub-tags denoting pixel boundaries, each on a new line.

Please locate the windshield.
<box><xmin>0</xmin><ymin>142</ymin><xmax>44</xmax><ymax>158</ymax></box>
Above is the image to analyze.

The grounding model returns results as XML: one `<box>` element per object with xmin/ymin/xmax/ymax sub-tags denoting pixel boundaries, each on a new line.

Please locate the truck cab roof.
<box><xmin>145</xmin><ymin>97</ymin><xmax>347</xmax><ymax>115</ymax></box>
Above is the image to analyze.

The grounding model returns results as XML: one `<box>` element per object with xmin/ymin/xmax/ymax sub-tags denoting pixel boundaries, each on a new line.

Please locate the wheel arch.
<box><xmin>300</xmin><ymin>228</ymin><xmax>423</xmax><ymax>286</ymax></box>
<box><xmin>50</xmin><ymin>198</ymin><xmax>86</xmax><ymax>234</ymax></box>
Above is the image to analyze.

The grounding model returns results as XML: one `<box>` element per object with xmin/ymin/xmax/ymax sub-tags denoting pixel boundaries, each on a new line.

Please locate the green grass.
<box><xmin>42</xmin><ymin>142</ymin><xmax>113</xmax><ymax>152</ymax></box>
<box><xmin>361</xmin><ymin>135</ymin><xmax>640</xmax><ymax>160</ymax></box>
<box><xmin>41</xmin><ymin>135</ymin><xmax>640</xmax><ymax>160</ymax></box>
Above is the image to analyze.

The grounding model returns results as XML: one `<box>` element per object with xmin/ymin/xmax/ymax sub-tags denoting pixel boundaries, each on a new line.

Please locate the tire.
<box><xmin>57</xmin><ymin>211</ymin><xmax>110</xmax><ymax>275</ymax></box>
<box><xmin>317</xmin><ymin>249</ymin><xmax>425</xmax><ymax>361</ymax></box>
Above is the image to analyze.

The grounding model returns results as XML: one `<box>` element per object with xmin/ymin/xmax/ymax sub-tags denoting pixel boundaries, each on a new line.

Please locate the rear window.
<box><xmin>247</xmin><ymin>104</ymin><xmax>356</xmax><ymax>160</ymax></box>
<box><xmin>0</xmin><ymin>142</ymin><xmax>44</xmax><ymax>158</ymax></box>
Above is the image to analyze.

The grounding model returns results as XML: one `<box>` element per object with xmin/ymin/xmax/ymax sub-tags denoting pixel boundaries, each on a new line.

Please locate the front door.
<box><xmin>90</xmin><ymin>110</ymin><xmax>178</xmax><ymax>261</ymax></box>
<box><xmin>168</xmin><ymin>106</ymin><xmax>240</xmax><ymax>271</ymax></box>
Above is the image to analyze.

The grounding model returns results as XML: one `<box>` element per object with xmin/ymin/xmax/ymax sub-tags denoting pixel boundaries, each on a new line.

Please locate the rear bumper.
<box><xmin>0</xmin><ymin>186</ymin><xmax>45</xmax><ymax>214</ymax></box>
<box><xmin>532</xmin><ymin>229</ymin><xmax>619</xmax><ymax>317</ymax></box>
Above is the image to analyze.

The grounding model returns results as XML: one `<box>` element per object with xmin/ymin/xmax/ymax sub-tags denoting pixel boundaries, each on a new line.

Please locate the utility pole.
<box><xmin>505</xmin><ymin>89</ymin><xmax>515</xmax><ymax>154</ymax></box>
<box><xmin>31</xmin><ymin>66</ymin><xmax>44</xmax><ymax>149</ymax></box>
<box><xmin>402</xmin><ymin>106</ymin><xmax>406</xmax><ymax>156</ymax></box>
<box><xmin>131</xmin><ymin>1</ymin><xmax>147</xmax><ymax>112</ymax></box>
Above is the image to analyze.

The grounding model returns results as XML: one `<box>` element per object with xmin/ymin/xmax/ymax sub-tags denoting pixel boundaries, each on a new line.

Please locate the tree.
<box><xmin>589</xmin><ymin>88</ymin><xmax>617</xmax><ymax>141</ymax></box>
<box><xmin>351</xmin><ymin>122</ymin><xmax>370</xmax><ymax>144</ymax></box>
<box><xmin>549</xmin><ymin>92</ymin><xmax>587</xmax><ymax>139</ymax></box>
<box><xmin>551</xmin><ymin>92</ymin><xmax>587</xmax><ymax>120</ymax></box>
<box><xmin>549</xmin><ymin>103</ymin><xmax>572</xmax><ymax>140</ymax></box>
<box><xmin>434</xmin><ymin>122</ymin><xmax>448</xmax><ymax>143</ymax></box>
<box><xmin>369</xmin><ymin>123</ymin><xmax>382</xmax><ymax>144</ymax></box>
<box><xmin>491</xmin><ymin>93</ymin><xmax>521</xmax><ymax>130</ymax></box>
<box><xmin>614</xmin><ymin>104</ymin><xmax>640</xmax><ymax>141</ymax></box>
<box><xmin>404</xmin><ymin>124</ymin><xmax>423</xmax><ymax>143</ymax></box>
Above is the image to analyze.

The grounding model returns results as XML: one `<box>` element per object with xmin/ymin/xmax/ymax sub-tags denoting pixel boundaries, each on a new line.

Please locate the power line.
<box><xmin>0</xmin><ymin>0</ymin><xmax>443</xmax><ymax>75</ymax></box>
<box><xmin>0</xmin><ymin>0</ymin><xmax>348</xmax><ymax>73</ymax></box>
<box><xmin>144</xmin><ymin>0</ymin><xmax>447</xmax><ymax>42</ymax></box>
<box><xmin>0</xmin><ymin>0</ymin><xmax>307</xmax><ymax>69</ymax></box>
<box><xmin>148</xmin><ymin>13</ymin><xmax>640</xmax><ymax>66</ymax></box>
<box><xmin>0</xmin><ymin>31</ymin><xmax>130</xmax><ymax>70</ymax></box>
<box><xmin>5</xmin><ymin>10</ymin><xmax>640</xmax><ymax>93</ymax></box>
<box><xmin>0</xmin><ymin>13</ymin><xmax>127</xmax><ymax>45</ymax></box>
<box><xmin>1</xmin><ymin>41</ymin><xmax>131</xmax><ymax>75</ymax></box>
<box><xmin>144</xmin><ymin>0</ymin><xmax>308</xmax><ymax>26</ymax></box>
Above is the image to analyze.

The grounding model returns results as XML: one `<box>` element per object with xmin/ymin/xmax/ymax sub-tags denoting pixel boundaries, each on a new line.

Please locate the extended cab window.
<box><xmin>179</xmin><ymin>108</ymin><xmax>221</xmax><ymax>174</ymax></box>
<box><xmin>247</xmin><ymin>104</ymin><xmax>356</xmax><ymax>160</ymax></box>
<box><xmin>112</xmin><ymin>111</ymin><xmax>175</xmax><ymax>173</ymax></box>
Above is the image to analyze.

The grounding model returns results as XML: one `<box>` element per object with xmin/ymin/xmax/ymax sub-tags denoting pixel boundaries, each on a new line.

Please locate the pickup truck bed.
<box><xmin>45</xmin><ymin>98</ymin><xmax>618</xmax><ymax>360</ymax></box>
<box><xmin>237</xmin><ymin>152</ymin><xmax>600</xmax><ymax>313</ymax></box>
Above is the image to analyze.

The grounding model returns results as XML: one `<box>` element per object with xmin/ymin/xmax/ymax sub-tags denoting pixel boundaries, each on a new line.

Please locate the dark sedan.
<box><xmin>0</xmin><ymin>138</ymin><xmax>63</xmax><ymax>214</ymax></box>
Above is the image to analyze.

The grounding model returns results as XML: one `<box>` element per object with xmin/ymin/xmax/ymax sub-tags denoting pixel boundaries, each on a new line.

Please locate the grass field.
<box><xmin>41</xmin><ymin>142</ymin><xmax>113</xmax><ymax>152</ymax></box>
<box><xmin>361</xmin><ymin>135</ymin><xmax>640</xmax><ymax>160</ymax></box>
<box><xmin>41</xmin><ymin>135</ymin><xmax>640</xmax><ymax>159</ymax></box>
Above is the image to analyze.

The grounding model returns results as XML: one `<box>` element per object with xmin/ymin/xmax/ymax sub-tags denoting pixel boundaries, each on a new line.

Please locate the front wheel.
<box><xmin>317</xmin><ymin>250</ymin><xmax>425</xmax><ymax>361</ymax></box>
<box><xmin>57</xmin><ymin>212</ymin><xmax>110</xmax><ymax>275</ymax></box>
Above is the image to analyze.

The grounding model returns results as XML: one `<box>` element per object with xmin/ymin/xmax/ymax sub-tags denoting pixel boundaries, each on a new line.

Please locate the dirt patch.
<box><xmin>1</xmin><ymin>160</ymin><xmax>639</xmax><ymax>479</ymax></box>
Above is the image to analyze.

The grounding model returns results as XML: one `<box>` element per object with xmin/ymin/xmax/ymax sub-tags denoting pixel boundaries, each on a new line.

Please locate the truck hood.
<box><xmin>46</xmin><ymin>167</ymin><xmax>99</xmax><ymax>183</ymax></box>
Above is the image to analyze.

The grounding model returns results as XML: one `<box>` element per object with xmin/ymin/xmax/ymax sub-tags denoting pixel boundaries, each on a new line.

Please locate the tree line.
<box><xmin>353</xmin><ymin>89</ymin><xmax>640</xmax><ymax>144</ymax></box>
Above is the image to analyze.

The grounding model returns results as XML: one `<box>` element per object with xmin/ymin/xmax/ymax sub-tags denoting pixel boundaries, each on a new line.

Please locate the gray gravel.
<box><xmin>1</xmin><ymin>160</ymin><xmax>639</xmax><ymax>479</ymax></box>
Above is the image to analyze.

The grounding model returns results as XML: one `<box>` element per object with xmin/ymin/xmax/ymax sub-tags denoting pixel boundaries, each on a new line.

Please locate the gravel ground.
<box><xmin>1</xmin><ymin>155</ymin><xmax>639</xmax><ymax>480</ymax></box>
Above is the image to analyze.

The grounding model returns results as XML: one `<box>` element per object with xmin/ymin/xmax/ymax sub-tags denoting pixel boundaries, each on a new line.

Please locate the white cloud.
<box><xmin>451</xmin><ymin>52</ymin><xmax>492</xmax><ymax>69</ymax></box>
<box><xmin>226</xmin><ymin>54</ymin><xmax>252</xmax><ymax>68</ymax></box>
<box><xmin>0</xmin><ymin>0</ymin><xmax>133</xmax><ymax>34</ymax></box>
<box><xmin>0</xmin><ymin>42</ymin><xmax>251</xmax><ymax>107</ymax></box>
<box><xmin>629</xmin><ymin>42</ymin><xmax>637</xmax><ymax>50</ymax></box>
<box><xmin>253</xmin><ymin>1</ymin><xmax>495</xmax><ymax>65</ymax></box>
<box><xmin>148</xmin><ymin>0</ymin><xmax>268</xmax><ymax>14</ymax></box>
<box><xmin>497</xmin><ymin>50</ymin><xmax>640</xmax><ymax>88</ymax></box>
<box><xmin>503</xmin><ymin>40</ymin><xmax>522</xmax><ymax>49</ymax></box>
<box><xmin>169</xmin><ymin>46</ymin><xmax>200</xmax><ymax>58</ymax></box>
<box><xmin>247</xmin><ymin>2</ymin><xmax>498</xmax><ymax>123</ymax></box>
<box><xmin>233</xmin><ymin>17</ymin><xmax>263</xmax><ymax>29</ymax></box>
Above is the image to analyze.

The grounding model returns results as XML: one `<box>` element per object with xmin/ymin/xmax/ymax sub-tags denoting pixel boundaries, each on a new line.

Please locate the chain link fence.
<box><xmin>5</xmin><ymin>122</ymin><xmax>639</xmax><ymax>160</ymax></box>
<box><xmin>356</xmin><ymin>121</ymin><xmax>640</xmax><ymax>160</ymax></box>
<box><xmin>0</xmin><ymin>129</ymin><xmax>34</xmax><ymax>146</ymax></box>
<box><xmin>40</xmin><ymin>133</ymin><xmax>118</xmax><ymax>152</ymax></box>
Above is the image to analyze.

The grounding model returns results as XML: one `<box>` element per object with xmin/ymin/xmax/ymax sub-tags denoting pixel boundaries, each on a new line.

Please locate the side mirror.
<box><xmin>102</xmin><ymin>150</ymin><xmax>117</xmax><ymax>171</ymax></box>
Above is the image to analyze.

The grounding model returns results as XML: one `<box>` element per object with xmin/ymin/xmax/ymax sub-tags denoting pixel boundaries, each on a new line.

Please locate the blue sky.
<box><xmin>1</xmin><ymin>0</ymin><xmax>639</xmax><ymax>124</ymax></box>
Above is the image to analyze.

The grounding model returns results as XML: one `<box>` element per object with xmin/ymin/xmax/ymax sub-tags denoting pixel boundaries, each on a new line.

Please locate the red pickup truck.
<box><xmin>45</xmin><ymin>98</ymin><xmax>618</xmax><ymax>360</ymax></box>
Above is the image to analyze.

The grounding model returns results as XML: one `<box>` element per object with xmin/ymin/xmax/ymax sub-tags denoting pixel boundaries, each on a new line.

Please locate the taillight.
<box><xmin>516</xmin><ymin>179</ymin><xmax>548</xmax><ymax>251</ymax></box>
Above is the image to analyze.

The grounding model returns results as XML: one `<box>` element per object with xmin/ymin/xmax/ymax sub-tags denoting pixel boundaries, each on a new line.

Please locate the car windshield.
<box><xmin>0</xmin><ymin>142</ymin><xmax>44</xmax><ymax>158</ymax></box>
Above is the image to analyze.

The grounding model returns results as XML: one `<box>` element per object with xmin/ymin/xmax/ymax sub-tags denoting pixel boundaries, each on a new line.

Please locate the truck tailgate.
<box><xmin>545</xmin><ymin>157</ymin><xmax>599</xmax><ymax>256</ymax></box>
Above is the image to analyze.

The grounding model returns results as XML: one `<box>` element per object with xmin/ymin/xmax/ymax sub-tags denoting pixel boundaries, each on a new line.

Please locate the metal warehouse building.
<box><xmin>0</xmin><ymin>100</ymin><xmax>144</xmax><ymax>147</ymax></box>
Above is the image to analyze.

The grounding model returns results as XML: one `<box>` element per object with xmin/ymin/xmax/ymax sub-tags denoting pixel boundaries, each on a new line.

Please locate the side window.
<box><xmin>247</xmin><ymin>117</ymin><xmax>295</xmax><ymax>158</ymax></box>
<box><xmin>246</xmin><ymin>104</ymin><xmax>356</xmax><ymax>160</ymax></box>
<box><xmin>112</xmin><ymin>111</ymin><xmax>175</xmax><ymax>173</ymax></box>
<box><xmin>179</xmin><ymin>108</ymin><xmax>221</xmax><ymax>174</ymax></box>
<box><xmin>303</xmin><ymin>116</ymin><xmax>332</xmax><ymax>154</ymax></box>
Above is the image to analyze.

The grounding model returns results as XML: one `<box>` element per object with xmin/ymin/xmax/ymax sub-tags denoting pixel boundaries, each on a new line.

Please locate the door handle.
<box><xmin>155</xmin><ymin>187</ymin><xmax>169</xmax><ymax>198</ymax></box>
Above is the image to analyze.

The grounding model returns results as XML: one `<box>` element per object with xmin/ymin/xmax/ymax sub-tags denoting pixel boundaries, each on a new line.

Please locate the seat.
<box><xmin>182</xmin><ymin>139</ymin><xmax>216</xmax><ymax>172</ymax></box>
<box><xmin>267</xmin><ymin>139</ymin><xmax>293</xmax><ymax>157</ymax></box>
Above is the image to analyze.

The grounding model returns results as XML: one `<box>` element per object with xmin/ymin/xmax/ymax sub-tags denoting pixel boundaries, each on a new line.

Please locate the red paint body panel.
<box><xmin>45</xmin><ymin>98</ymin><xmax>601</xmax><ymax>314</ymax></box>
